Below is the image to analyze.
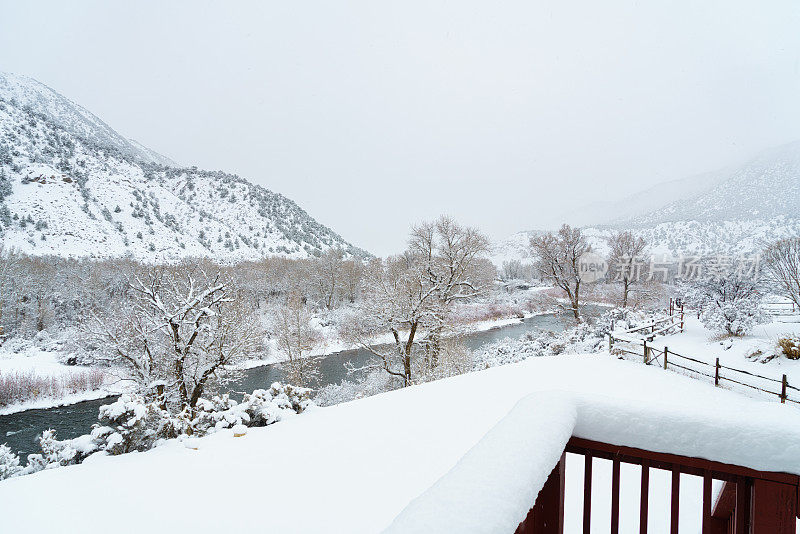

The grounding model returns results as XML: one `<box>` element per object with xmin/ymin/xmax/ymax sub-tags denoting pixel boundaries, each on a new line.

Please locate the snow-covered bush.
<box><xmin>0</xmin><ymin>444</ymin><xmax>22</xmax><ymax>480</ymax></box>
<box><xmin>0</xmin><ymin>368</ymin><xmax>106</xmax><ymax>407</ymax></box>
<box><xmin>413</xmin><ymin>338</ymin><xmax>474</xmax><ymax>383</ymax></box>
<box><xmin>5</xmin><ymin>382</ymin><xmax>314</xmax><ymax>482</ymax></box>
<box><xmin>700</xmin><ymin>300</ymin><xmax>764</xmax><ymax>338</ymax></box>
<box><xmin>472</xmin><ymin>322</ymin><xmax>607</xmax><ymax>370</ymax></box>
<box><xmin>192</xmin><ymin>383</ymin><xmax>313</xmax><ymax>434</ymax></box>
<box><xmin>23</xmin><ymin>429</ymin><xmax>102</xmax><ymax>474</ymax></box>
<box><xmin>471</xmin><ymin>307</ymin><xmax>671</xmax><ymax>370</ymax></box>
<box><xmin>92</xmin><ymin>394</ymin><xmax>176</xmax><ymax>455</ymax></box>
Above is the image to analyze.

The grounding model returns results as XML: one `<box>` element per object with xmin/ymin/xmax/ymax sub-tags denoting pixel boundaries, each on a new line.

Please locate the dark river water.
<box><xmin>0</xmin><ymin>308</ymin><xmax>601</xmax><ymax>461</ymax></box>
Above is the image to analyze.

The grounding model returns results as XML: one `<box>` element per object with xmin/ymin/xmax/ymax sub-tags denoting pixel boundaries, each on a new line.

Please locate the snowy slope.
<box><xmin>619</xmin><ymin>141</ymin><xmax>800</xmax><ymax>225</ymax></box>
<box><xmin>495</xmin><ymin>142</ymin><xmax>800</xmax><ymax>264</ymax></box>
<box><xmin>0</xmin><ymin>76</ymin><xmax>367</xmax><ymax>261</ymax></box>
<box><xmin>0</xmin><ymin>72</ymin><xmax>175</xmax><ymax>166</ymax></box>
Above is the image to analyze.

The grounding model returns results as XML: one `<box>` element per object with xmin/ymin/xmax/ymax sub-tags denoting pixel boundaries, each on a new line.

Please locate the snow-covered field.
<box><xmin>1</xmin><ymin>353</ymin><xmax>798</xmax><ymax>533</ymax></box>
<box><xmin>621</xmin><ymin>314</ymin><xmax>800</xmax><ymax>403</ymax></box>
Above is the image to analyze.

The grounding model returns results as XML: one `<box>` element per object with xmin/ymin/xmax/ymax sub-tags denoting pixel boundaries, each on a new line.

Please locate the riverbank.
<box><xmin>0</xmin><ymin>343</ymin><xmax>128</xmax><ymax>416</ymax></box>
<box><xmin>238</xmin><ymin>308</ymin><xmax>557</xmax><ymax>370</ymax></box>
<box><xmin>0</xmin><ymin>307</ymin><xmax>591</xmax><ymax>462</ymax></box>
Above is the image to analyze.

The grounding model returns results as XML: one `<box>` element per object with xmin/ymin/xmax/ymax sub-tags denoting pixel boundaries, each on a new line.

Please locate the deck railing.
<box><xmin>516</xmin><ymin>437</ymin><xmax>800</xmax><ymax>533</ymax></box>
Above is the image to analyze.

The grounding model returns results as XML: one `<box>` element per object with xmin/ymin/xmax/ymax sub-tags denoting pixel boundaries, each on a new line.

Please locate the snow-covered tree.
<box><xmin>681</xmin><ymin>278</ymin><xmax>765</xmax><ymax>336</ymax></box>
<box><xmin>606</xmin><ymin>231</ymin><xmax>648</xmax><ymax>308</ymax></box>
<box><xmin>306</xmin><ymin>248</ymin><xmax>345</xmax><ymax>309</ymax></box>
<box><xmin>93</xmin><ymin>267</ymin><xmax>262</xmax><ymax>413</ymax></box>
<box><xmin>530</xmin><ymin>224</ymin><xmax>590</xmax><ymax>320</ymax></box>
<box><xmin>762</xmin><ymin>238</ymin><xmax>800</xmax><ymax>310</ymax></box>
<box><xmin>344</xmin><ymin>216</ymin><xmax>491</xmax><ymax>386</ymax></box>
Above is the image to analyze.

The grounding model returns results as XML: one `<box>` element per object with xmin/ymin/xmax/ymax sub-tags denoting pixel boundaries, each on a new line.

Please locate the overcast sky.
<box><xmin>2</xmin><ymin>1</ymin><xmax>799</xmax><ymax>255</ymax></box>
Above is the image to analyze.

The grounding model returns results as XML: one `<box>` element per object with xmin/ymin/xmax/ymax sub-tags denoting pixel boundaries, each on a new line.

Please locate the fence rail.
<box><xmin>609</xmin><ymin>334</ymin><xmax>797</xmax><ymax>406</ymax></box>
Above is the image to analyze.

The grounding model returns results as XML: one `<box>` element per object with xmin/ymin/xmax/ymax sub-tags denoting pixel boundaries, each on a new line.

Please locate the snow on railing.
<box><xmin>385</xmin><ymin>392</ymin><xmax>800</xmax><ymax>533</ymax></box>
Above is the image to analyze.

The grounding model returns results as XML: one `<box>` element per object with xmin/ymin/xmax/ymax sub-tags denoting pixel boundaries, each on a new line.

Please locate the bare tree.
<box><xmin>409</xmin><ymin>216</ymin><xmax>492</xmax><ymax>368</ymax></box>
<box><xmin>94</xmin><ymin>267</ymin><xmax>262</xmax><ymax>413</ymax></box>
<box><xmin>345</xmin><ymin>216</ymin><xmax>491</xmax><ymax>386</ymax></box>
<box><xmin>606</xmin><ymin>230</ymin><xmax>647</xmax><ymax>308</ymax></box>
<box><xmin>762</xmin><ymin>238</ymin><xmax>800</xmax><ymax>310</ymax></box>
<box><xmin>275</xmin><ymin>292</ymin><xmax>322</xmax><ymax>387</ymax></box>
<box><xmin>530</xmin><ymin>224</ymin><xmax>590</xmax><ymax>320</ymax></box>
<box><xmin>500</xmin><ymin>259</ymin><xmax>533</xmax><ymax>282</ymax></box>
<box><xmin>339</xmin><ymin>258</ymin><xmax>364</xmax><ymax>303</ymax></box>
<box><xmin>307</xmin><ymin>248</ymin><xmax>344</xmax><ymax>309</ymax></box>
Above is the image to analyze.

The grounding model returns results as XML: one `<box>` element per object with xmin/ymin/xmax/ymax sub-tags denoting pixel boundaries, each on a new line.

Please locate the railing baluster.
<box><xmin>583</xmin><ymin>453</ymin><xmax>592</xmax><ymax>534</ymax></box>
<box><xmin>735</xmin><ymin>476</ymin><xmax>748</xmax><ymax>533</ymax></box>
<box><xmin>702</xmin><ymin>470</ymin><xmax>711</xmax><ymax>534</ymax></box>
<box><xmin>670</xmin><ymin>466</ymin><xmax>680</xmax><ymax>534</ymax></box>
<box><xmin>639</xmin><ymin>460</ymin><xmax>649</xmax><ymax>534</ymax></box>
<box><xmin>611</xmin><ymin>456</ymin><xmax>620</xmax><ymax>534</ymax></box>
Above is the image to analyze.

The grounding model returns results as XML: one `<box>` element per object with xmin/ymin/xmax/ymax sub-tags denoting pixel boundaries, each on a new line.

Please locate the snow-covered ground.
<box><xmin>623</xmin><ymin>314</ymin><xmax>800</xmax><ymax>402</ymax></box>
<box><xmin>1</xmin><ymin>353</ymin><xmax>798</xmax><ymax>533</ymax></box>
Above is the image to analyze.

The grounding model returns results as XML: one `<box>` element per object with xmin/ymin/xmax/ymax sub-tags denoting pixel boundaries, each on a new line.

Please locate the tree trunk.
<box><xmin>622</xmin><ymin>278</ymin><xmax>629</xmax><ymax>308</ymax></box>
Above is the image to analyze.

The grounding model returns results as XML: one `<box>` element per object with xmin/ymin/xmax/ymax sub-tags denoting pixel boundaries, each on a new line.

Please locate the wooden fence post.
<box><xmin>680</xmin><ymin>305</ymin><xmax>685</xmax><ymax>332</ymax></box>
<box><xmin>663</xmin><ymin>347</ymin><xmax>668</xmax><ymax>370</ymax></box>
<box><xmin>781</xmin><ymin>375</ymin><xmax>787</xmax><ymax>404</ymax></box>
<box><xmin>608</xmin><ymin>334</ymin><xmax>613</xmax><ymax>352</ymax></box>
<box><xmin>643</xmin><ymin>340</ymin><xmax>649</xmax><ymax>365</ymax></box>
<box><xmin>714</xmin><ymin>358</ymin><xmax>720</xmax><ymax>387</ymax></box>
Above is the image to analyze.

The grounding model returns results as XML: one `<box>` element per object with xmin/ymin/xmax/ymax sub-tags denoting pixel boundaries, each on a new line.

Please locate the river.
<box><xmin>0</xmin><ymin>307</ymin><xmax>601</xmax><ymax>462</ymax></box>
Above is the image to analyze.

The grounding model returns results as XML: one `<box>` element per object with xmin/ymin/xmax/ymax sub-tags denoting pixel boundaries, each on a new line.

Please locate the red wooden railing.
<box><xmin>516</xmin><ymin>437</ymin><xmax>800</xmax><ymax>534</ymax></box>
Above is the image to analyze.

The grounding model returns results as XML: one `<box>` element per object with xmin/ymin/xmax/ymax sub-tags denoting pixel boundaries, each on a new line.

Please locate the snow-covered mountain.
<box><xmin>617</xmin><ymin>141</ymin><xmax>800</xmax><ymax>226</ymax></box>
<box><xmin>0</xmin><ymin>72</ymin><xmax>176</xmax><ymax>167</ymax></box>
<box><xmin>494</xmin><ymin>142</ymin><xmax>800</xmax><ymax>265</ymax></box>
<box><xmin>0</xmin><ymin>72</ymin><xmax>367</xmax><ymax>261</ymax></box>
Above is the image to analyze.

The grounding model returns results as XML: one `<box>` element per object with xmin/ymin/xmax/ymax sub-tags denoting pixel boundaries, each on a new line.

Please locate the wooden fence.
<box><xmin>609</xmin><ymin>331</ymin><xmax>799</xmax><ymax>406</ymax></box>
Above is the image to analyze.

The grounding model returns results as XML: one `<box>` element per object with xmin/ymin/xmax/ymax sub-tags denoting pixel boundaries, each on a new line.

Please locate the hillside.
<box><xmin>618</xmin><ymin>141</ymin><xmax>800</xmax><ymax>226</ymax></box>
<box><xmin>0</xmin><ymin>72</ymin><xmax>175</xmax><ymax>167</ymax></box>
<box><xmin>0</xmin><ymin>73</ymin><xmax>366</xmax><ymax>261</ymax></box>
<box><xmin>495</xmin><ymin>142</ymin><xmax>800</xmax><ymax>265</ymax></box>
<box><xmin>492</xmin><ymin>218</ymin><xmax>800</xmax><ymax>265</ymax></box>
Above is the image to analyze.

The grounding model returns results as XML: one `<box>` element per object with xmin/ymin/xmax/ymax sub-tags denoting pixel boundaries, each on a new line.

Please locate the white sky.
<box><xmin>2</xmin><ymin>1</ymin><xmax>800</xmax><ymax>256</ymax></box>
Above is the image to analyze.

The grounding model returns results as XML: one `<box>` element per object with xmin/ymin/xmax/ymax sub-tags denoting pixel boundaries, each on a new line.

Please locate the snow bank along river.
<box><xmin>0</xmin><ymin>308</ymin><xmax>603</xmax><ymax>462</ymax></box>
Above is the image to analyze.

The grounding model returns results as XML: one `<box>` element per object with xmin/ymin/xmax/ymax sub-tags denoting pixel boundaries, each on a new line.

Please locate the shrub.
<box><xmin>4</xmin><ymin>383</ymin><xmax>313</xmax><ymax>480</ymax></box>
<box><xmin>777</xmin><ymin>336</ymin><xmax>800</xmax><ymax>360</ymax></box>
<box><xmin>0</xmin><ymin>369</ymin><xmax>106</xmax><ymax>407</ymax></box>
<box><xmin>192</xmin><ymin>383</ymin><xmax>313</xmax><ymax>434</ymax></box>
<box><xmin>0</xmin><ymin>444</ymin><xmax>22</xmax><ymax>480</ymax></box>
